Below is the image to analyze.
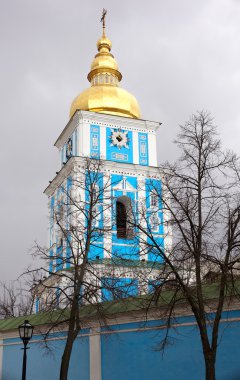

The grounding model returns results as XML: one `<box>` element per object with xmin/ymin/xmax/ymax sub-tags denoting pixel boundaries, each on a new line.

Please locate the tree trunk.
<box><xmin>204</xmin><ymin>351</ymin><xmax>216</xmax><ymax>380</ymax></box>
<box><xmin>59</xmin><ymin>329</ymin><xmax>77</xmax><ymax>380</ymax></box>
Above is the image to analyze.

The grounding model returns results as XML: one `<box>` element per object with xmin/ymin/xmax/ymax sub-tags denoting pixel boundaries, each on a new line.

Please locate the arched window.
<box><xmin>117</xmin><ymin>201</ymin><xmax>127</xmax><ymax>238</ymax></box>
<box><xmin>116</xmin><ymin>196</ymin><xmax>134</xmax><ymax>239</ymax></box>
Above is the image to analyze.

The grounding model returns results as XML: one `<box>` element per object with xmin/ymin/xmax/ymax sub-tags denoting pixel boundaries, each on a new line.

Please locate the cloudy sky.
<box><xmin>0</xmin><ymin>0</ymin><xmax>240</xmax><ymax>283</ymax></box>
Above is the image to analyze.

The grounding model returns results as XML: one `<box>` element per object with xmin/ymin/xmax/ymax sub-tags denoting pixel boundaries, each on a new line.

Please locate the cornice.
<box><xmin>54</xmin><ymin>113</ymin><xmax>80</xmax><ymax>149</ymax></box>
<box><xmin>44</xmin><ymin>156</ymin><xmax>162</xmax><ymax>196</ymax></box>
<box><xmin>54</xmin><ymin>110</ymin><xmax>161</xmax><ymax>149</ymax></box>
<box><xmin>78</xmin><ymin>110</ymin><xmax>161</xmax><ymax>131</ymax></box>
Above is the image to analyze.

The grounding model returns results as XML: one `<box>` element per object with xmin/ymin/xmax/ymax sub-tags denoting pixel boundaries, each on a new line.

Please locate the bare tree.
<box><xmin>31</xmin><ymin>157</ymin><xmax>138</xmax><ymax>380</ymax></box>
<box><xmin>134</xmin><ymin>111</ymin><xmax>240</xmax><ymax>380</ymax></box>
<box><xmin>0</xmin><ymin>280</ymin><xmax>35</xmax><ymax>319</ymax></box>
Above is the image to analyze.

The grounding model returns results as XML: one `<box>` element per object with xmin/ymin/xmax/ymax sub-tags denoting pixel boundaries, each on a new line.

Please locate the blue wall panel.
<box><xmin>138</xmin><ymin>132</ymin><xmax>149</xmax><ymax>166</ymax></box>
<box><xmin>90</xmin><ymin>124</ymin><xmax>100</xmax><ymax>158</ymax></box>
<box><xmin>101</xmin><ymin>277</ymin><xmax>138</xmax><ymax>301</ymax></box>
<box><xmin>106</xmin><ymin>128</ymin><xmax>133</xmax><ymax>163</ymax></box>
<box><xmin>101</xmin><ymin>315</ymin><xmax>240</xmax><ymax>380</ymax></box>
<box><xmin>2</xmin><ymin>334</ymin><xmax>89</xmax><ymax>380</ymax></box>
<box><xmin>147</xmin><ymin>236</ymin><xmax>164</xmax><ymax>263</ymax></box>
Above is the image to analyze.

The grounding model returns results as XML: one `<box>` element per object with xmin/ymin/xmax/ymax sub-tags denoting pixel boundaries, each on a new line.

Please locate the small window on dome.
<box><xmin>99</xmin><ymin>74</ymin><xmax>103</xmax><ymax>84</ymax></box>
<box><xmin>105</xmin><ymin>74</ymin><xmax>109</xmax><ymax>83</ymax></box>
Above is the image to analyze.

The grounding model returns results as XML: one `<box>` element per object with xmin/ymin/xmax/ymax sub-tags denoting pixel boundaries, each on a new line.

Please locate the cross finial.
<box><xmin>100</xmin><ymin>8</ymin><xmax>107</xmax><ymax>30</ymax></box>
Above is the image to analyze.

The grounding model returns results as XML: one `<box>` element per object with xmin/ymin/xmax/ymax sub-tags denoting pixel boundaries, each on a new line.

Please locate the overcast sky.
<box><xmin>0</xmin><ymin>0</ymin><xmax>240</xmax><ymax>283</ymax></box>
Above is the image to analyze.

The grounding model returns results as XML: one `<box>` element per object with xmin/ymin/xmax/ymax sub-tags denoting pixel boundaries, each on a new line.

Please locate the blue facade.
<box><xmin>1</xmin><ymin>309</ymin><xmax>240</xmax><ymax>380</ymax></box>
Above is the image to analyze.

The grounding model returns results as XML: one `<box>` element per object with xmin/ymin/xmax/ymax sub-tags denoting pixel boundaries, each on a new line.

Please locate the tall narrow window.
<box><xmin>116</xmin><ymin>196</ymin><xmax>134</xmax><ymax>239</ymax></box>
<box><xmin>150</xmin><ymin>192</ymin><xmax>158</xmax><ymax>208</ymax></box>
<box><xmin>117</xmin><ymin>201</ymin><xmax>127</xmax><ymax>238</ymax></box>
<box><xmin>92</xmin><ymin>184</ymin><xmax>99</xmax><ymax>202</ymax></box>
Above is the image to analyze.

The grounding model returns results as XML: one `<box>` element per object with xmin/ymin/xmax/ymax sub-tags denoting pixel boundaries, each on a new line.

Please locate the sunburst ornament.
<box><xmin>110</xmin><ymin>129</ymin><xmax>130</xmax><ymax>149</ymax></box>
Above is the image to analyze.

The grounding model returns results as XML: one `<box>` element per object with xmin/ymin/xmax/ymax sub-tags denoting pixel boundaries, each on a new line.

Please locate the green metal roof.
<box><xmin>0</xmin><ymin>282</ymin><xmax>236</xmax><ymax>332</ymax></box>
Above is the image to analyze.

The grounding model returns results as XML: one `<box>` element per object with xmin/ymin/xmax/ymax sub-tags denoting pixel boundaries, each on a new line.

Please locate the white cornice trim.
<box><xmin>54</xmin><ymin>110</ymin><xmax>161</xmax><ymax>149</ymax></box>
<box><xmin>44</xmin><ymin>156</ymin><xmax>162</xmax><ymax>196</ymax></box>
<box><xmin>54</xmin><ymin>113</ymin><xmax>80</xmax><ymax>149</ymax></box>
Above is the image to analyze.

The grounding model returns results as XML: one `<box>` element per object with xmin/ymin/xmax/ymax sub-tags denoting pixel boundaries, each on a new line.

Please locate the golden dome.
<box><xmin>70</xmin><ymin>22</ymin><xmax>141</xmax><ymax>119</ymax></box>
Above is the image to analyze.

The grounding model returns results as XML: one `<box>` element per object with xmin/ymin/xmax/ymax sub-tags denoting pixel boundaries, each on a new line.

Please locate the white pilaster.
<box><xmin>132</xmin><ymin>131</ymin><xmax>139</xmax><ymax>165</ymax></box>
<box><xmin>148</xmin><ymin>133</ymin><xmax>157</xmax><ymax>167</ymax></box>
<box><xmin>100</xmin><ymin>126</ymin><xmax>106</xmax><ymax>160</ymax></box>
<box><xmin>82</xmin><ymin>123</ymin><xmax>90</xmax><ymax>157</ymax></box>
<box><xmin>89</xmin><ymin>328</ymin><xmax>102</xmax><ymax>380</ymax></box>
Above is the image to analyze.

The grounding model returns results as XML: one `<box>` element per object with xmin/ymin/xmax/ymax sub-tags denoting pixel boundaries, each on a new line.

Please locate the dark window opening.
<box><xmin>117</xmin><ymin>201</ymin><xmax>127</xmax><ymax>238</ymax></box>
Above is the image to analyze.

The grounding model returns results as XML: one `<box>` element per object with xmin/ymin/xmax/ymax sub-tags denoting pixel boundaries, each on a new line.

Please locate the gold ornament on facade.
<box><xmin>70</xmin><ymin>9</ymin><xmax>141</xmax><ymax>119</ymax></box>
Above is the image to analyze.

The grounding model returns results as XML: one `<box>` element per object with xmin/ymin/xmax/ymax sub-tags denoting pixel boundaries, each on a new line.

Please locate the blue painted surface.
<box><xmin>2</xmin><ymin>334</ymin><xmax>89</xmax><ymax>380</ymax></box>
<box><xmin>101</xmin><ymin>277</ymin><xmax>138</xmax><ymax>301</ymax></box>
<box><xmin>147</xmin><ymin>237</ymin><xmax>164</xmax><ymax>262</ymax></box>
<box><xmin>138</xmin><ymin>132</ymin><xmax>149</xmax><ymax>166</ymax></box>
<box><xmin>2</xmin><ymin>311</ymin><xmax>240</xmax><ymax>379</ymax></box>
<box><xmin>56</xmin><ymin>246</ymin><xmax>63</xmax><ymax>271</ymax></box>
<box><xmin>111</xmin><ymin>241</ymin><xmax>139</xmax><ymax>260</ymax></box>
<box><xmin>88</xmin><ymin>242</ymin><xmax>104</xmax><ymax>260</ymax></box>
<box><xmin>90</xmin><ymin>124</ymin><xmax>100</xmax><ymax>158</ymax></box>
<box><xmin>66</xmin><ymin>235</ymin><xmax>71</xmax><ymax>269</ymax></box>
<box><xmin>35</xmin><ymin>297</ymin><xmax>39</xmax><ymax>313</ymax></box>
<box><xmin>49</xmin><ymin>196</ymin><xmax>54</xmax><ymax>249</ymax></box>
<box><xmin>106</xmin><ymin>128</ymin><xmax>133</xmax><ymax>163</ymax></box>
<box><xmin>101</xmin><ymin>313</ymin><xmax>240</xmax><ymax>380</ymax></box>
<box><xmin>49</xmin><ymin>249</ymin><xmax>53</xmax><ymax>273</ymax></box>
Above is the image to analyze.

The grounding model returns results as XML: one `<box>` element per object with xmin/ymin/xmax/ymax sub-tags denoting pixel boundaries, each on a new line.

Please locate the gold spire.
<box><xmin>69</xmin><ymin>10</ymin><xmax>141</xmax><ymax>119</ymax></box>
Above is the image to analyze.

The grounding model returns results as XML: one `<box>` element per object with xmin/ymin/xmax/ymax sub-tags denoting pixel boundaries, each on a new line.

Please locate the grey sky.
<box><xmin>0</xmin><ymin>0</ymin><xmax>240</xmax><ymax>282</ymax></box>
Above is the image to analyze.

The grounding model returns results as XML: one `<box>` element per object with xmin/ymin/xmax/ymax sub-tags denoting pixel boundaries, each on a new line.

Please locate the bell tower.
<box><xmin>37</xmin><ymin>12</ymin><xmax>171</xmax><ymax>311</ymax></box>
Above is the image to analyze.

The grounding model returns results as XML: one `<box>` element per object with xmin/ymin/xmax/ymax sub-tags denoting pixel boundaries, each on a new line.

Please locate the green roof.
<box><xmin>0</xmin><ymin>282</ymin><xmax>237</xmax><ymax>332</ymax></box>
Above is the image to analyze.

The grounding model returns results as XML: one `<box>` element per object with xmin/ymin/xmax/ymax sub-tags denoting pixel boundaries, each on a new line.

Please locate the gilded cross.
<box><xmin>100</xmin><ymin>8</ymin><xmax>107</xmax><ymax>29</ymax></box>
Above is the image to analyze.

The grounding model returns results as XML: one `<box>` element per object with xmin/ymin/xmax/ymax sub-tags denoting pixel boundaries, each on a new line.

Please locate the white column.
<box><xmin>100</xmin><ymin>126</ymin><xmax>106</xmax><ymax>160</ymax></box>
<box><xmin>148</xmin><ymin>132</ymin><xmax>157</xmax><ymax>167</ymax></box>
<box><xmin>137</xmin><ymin>177</ymin><xmax>148</xmax><ymax>261</ymax></box>
<box><xmin>82</xmin><ymin>124</ymin><xmax>90</xmax><ymax>157</ymax></box>
<box><xmin>103</xmin><ymin>172</ymin><xmax>112</xmax><ymax>258</ymax></box>
<box><xmin>89</xmin><ymin>328</ymin><xmax>102</xmax><ymax>380</ymax></box>
<box><xmin>132</xmin><ymin>131</ymin><xmax>139</xmax><ymax>165</ymax></box>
